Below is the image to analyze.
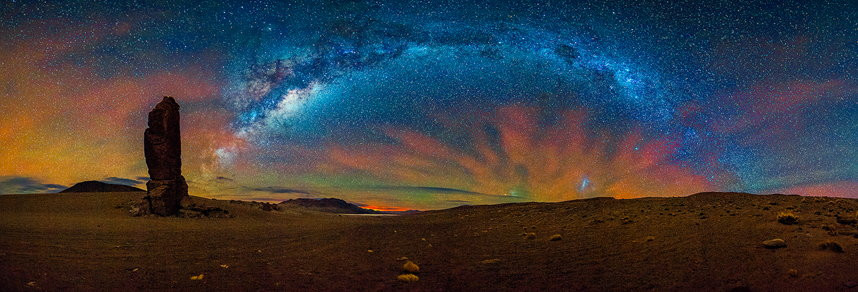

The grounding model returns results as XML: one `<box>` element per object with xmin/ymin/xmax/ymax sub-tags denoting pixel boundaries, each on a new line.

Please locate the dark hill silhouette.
<box><xmin>278</xmin><ymin>198</ymin><xmax>383</xmax><ymax>214</ymax></box>
<box><xmin>60</xmin><ymin>181</ymin><xmax>144</xmax><ymax>193</ymax></box>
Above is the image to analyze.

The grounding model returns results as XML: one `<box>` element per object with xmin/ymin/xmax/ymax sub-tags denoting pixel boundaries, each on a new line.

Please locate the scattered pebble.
<box><xmin>777</xmin><ymin>212</ymin><xmax>799</xmax><ymax>225</ymax></box>
<box><xmin>549</xmin><ymin>234</ymin><xmax>562</xmax><ymax>241</ymax></box>
<box><xmin>762</xmin><ymin>238</ymin><xmax>787</xmax><ymax>249</ymax></box>
<box><xmin>836</xmin><ymin>214</ymin><xmax>857</xmax><ymax>225</ymax></box>
<box><xmin>819</xmin><ymin>241</ymin><xmax>844</xmax><ymax>253</ymax></box>
<box><xmin>645</xmin><ymin>236</ymin><xmax>656</xmax><ymax>242</ymax></box>
<box><xmin>396</xmin><ymin>256</ymin><xmax>409</xmax><ymax>261</ymax></box>
<box><xmin>787</xmin><ymin>269</ymin><xmax>799</xmax><ymax>278</ymax></box>
<box><xmin>403</xmin><ymin>261</ymin><xmax>420</xmax><ymax>273</ymax></box>
<box><xmin>367</xmin><ymin>249</ymin><xmax>374</xmax><ymax>253</ymax></box>
<box><xmin>26</xmin><ymin>281</ymin><xmax>37</xmax><ymax>287</ymax></box>
<box><xmin>220</xmin><ymin>264</ymin><xmax>229</xmax><ymax>269</ymax></box>
<box><xmin>525</xmin><ymin>232</ymin><xmax>537</xmax><ymax>240</ymax></box>
<box><xmin>397</xmin><ymin>274</ymin><xmax>419</xmax><ymax>282</ymax></box>
<box><xmin>480</xmin><ymin>258</ymin><xmax>501</xmax><ymax>264</ymax></box>
<box><xmin>190</xmin><ymin>274</ymin><xmax>205</xmax><ymax>280</ymax></box>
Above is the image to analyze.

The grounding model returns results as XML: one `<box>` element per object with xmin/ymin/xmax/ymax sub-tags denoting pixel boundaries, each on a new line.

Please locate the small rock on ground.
<box><xmin>762</xmin><ymin>238</ymin><xmax>786</xmax><ymax>249</ymax></box>
<box><xmin>397</xmin><ymin>274</ymin><xmax>419</xmax><ymax>282</ymax></box>
<box><xmin>403</xmin><ymin>261</ymin><xmax>420</xmax><ymax>273</ymax></box>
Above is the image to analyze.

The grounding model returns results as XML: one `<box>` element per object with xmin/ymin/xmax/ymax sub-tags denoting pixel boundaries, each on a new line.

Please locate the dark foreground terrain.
<box><xmin>2</xmin><ymin>192</ymin><xmax>858</xmax><ymax>291</ymax></box>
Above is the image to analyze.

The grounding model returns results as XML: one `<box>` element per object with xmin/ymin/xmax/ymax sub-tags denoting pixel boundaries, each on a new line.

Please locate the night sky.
<box><xmin>1</xmin><ymin>0</ymin><xmax>855</xmax><ymax>210</ymax></box>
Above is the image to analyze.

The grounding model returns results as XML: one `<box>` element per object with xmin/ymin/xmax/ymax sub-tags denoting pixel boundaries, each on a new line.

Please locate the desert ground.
<box><xmin>2</xmin><ymin>192</ymin><xmax>858</xmax><ymax>291</ymax></box>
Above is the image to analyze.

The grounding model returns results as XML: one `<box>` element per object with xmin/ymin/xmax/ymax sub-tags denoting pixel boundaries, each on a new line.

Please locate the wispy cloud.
<box><xmin>101</xmin><ymin>176</ymin><xmax>144</xmax><ymax>186</ymax></box>
<box><xmin>245</xmin><ymin>186</ymin><xmax>310</xmax><ymax>194</ymax></box>
<box><xmin>360</xmin><ymin>185</ymin><xmax>498</xmax><ymax>197</ymax></box>
<box><xmin>0</xmin><ymin>176</ymin><xmax>66</xmax><ymax>194</ymax></box>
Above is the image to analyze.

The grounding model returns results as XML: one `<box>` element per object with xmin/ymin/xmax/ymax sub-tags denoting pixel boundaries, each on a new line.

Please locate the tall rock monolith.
<box><xmin>140</xmin><ymin>96</ymin><xmax>188</xmax><ymax>216</ymax></box>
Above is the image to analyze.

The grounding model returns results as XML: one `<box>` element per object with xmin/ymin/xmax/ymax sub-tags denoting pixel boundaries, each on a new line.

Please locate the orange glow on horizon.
<box><xmin>360</xmin><ymin>205</ymin><xmax>416</xmax><ymax>212</ymax></box>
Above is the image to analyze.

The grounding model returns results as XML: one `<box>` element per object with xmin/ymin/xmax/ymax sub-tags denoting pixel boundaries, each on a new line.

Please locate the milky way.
<box><xmin>0</xmin><ymin>0</ymin><xmax>855</xmax><ymax>210</ymax></box>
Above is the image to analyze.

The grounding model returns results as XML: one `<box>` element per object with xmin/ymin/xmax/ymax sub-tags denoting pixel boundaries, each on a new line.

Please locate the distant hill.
<box><xmin>278</xmin><ymin>198</ymin><xmax>383</xmax><ymax>214</ymax></box>
<box><xmin>384</xmin><ymin>209</ymin><xmax>422</xmax><ymax>215</ymax></box>
<box><xmin>60</xmin><ymin>181</ymin><xmax>145</xmax><ymax>193</ymax></box>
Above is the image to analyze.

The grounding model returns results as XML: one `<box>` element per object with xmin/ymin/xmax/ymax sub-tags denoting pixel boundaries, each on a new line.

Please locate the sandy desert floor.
<box><xmin>2</xmin><ymin>192</ymin><xmax>858</xmax><ymax>291</ymax></box>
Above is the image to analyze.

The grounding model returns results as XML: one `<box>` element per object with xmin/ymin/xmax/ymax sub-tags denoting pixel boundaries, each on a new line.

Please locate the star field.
<box><xmin>0</xmin><ymin>0</ymin><xmax>855</xmax><ymax>210</ymax></box>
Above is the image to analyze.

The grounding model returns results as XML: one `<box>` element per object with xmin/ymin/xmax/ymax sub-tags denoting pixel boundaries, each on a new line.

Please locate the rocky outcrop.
<box><xmin>177</xmin><ymin>202</ymin><xmax>231</xmax><ymax>218</ymax></box>
<box><xmin>144</xmin><ymin>96</ymin><xmax>183</xmax><ymax>180</ymax></box>
<box><xmin>229</xmin><ymin>200</ymin><xmax>282</xmax><ymax>211</ymax></box>
<box><xmin>136</xmin><ymin>97</ymin><xmax>189</xmax><ymax>216</ymax></box>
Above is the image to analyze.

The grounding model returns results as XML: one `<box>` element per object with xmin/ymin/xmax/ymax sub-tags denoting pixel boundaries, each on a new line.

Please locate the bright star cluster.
<box><xmin>0</xmin><ymin>0</ymin><xmax>855</xmax><ymax>210</ymax></box>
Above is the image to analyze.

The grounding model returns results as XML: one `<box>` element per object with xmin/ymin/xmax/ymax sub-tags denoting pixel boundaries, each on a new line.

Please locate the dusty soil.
<box><xmin>2</xmin><ymin>192</ymin><xmax>858</xmax><ymax>291</ymax></box>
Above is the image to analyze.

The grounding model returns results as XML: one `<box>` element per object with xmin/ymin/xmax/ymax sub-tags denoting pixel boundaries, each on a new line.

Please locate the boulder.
<box><xmin>762</xmin><ymin>238</ymin><xmax>786</xmax><ymax>249</ymax></box>
<box><xmin>143</xmin><ymin>177</ymin><xmax>188</xmax><ymax>216</ymax></box>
